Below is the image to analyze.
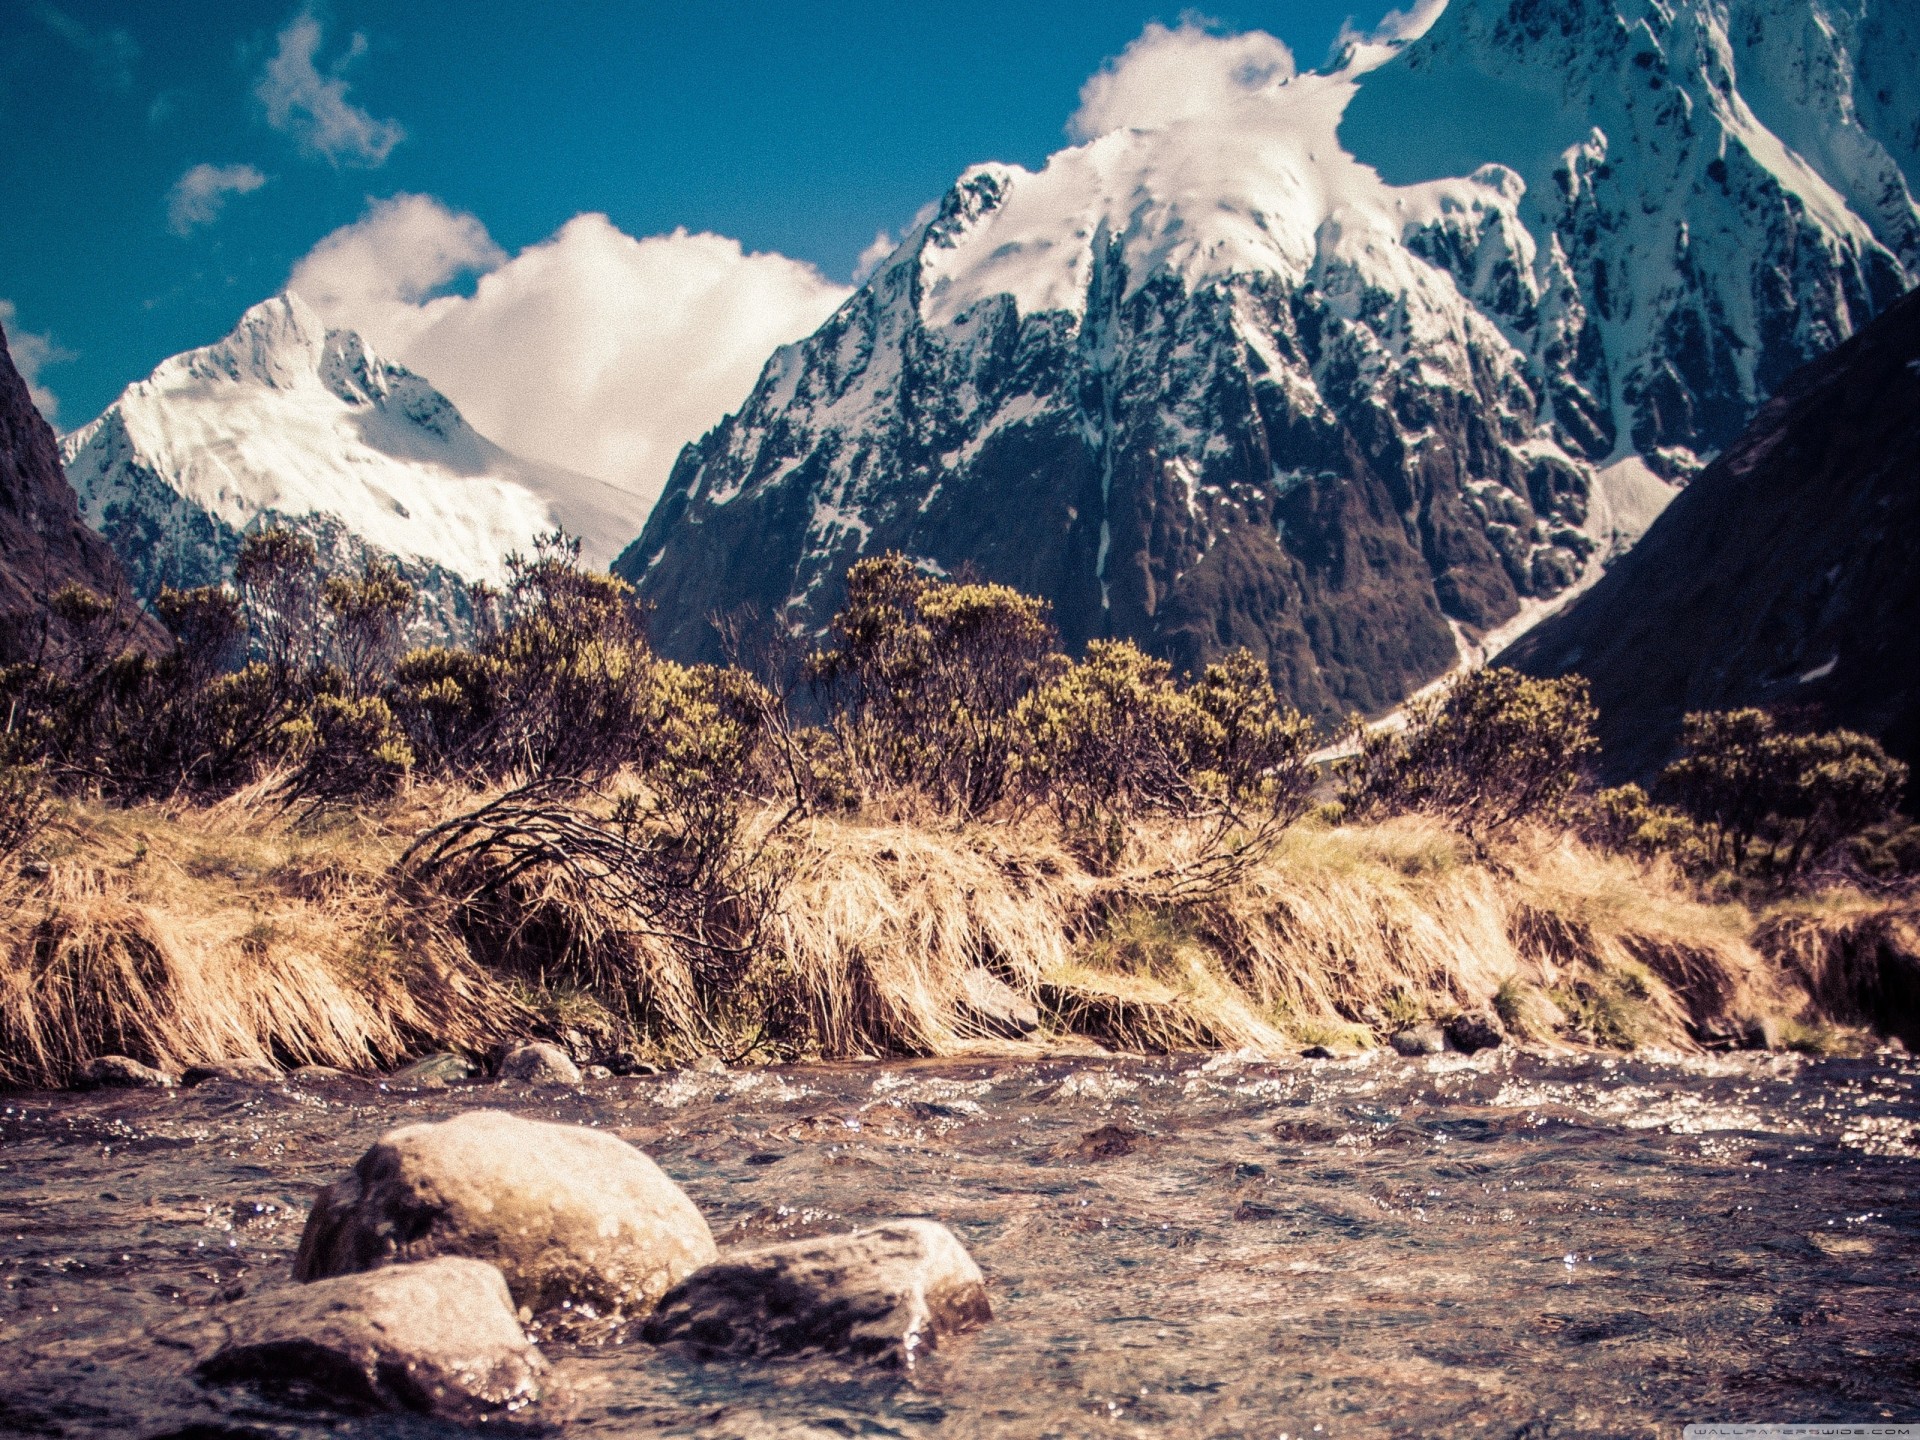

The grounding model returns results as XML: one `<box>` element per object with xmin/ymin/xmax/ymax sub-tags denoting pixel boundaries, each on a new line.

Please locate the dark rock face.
<box><xmin>1501</xmin><ymin>286</ymin><xmax>1920</xmax><ymax>788</ymax></box>
<box><xmin>0</xmin><ymin>322</ymin><xmax>154</xmax><ymax>661</ymax></box>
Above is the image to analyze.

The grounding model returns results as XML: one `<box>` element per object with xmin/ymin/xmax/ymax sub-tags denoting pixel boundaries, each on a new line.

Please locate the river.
<box><xmin>1</xmin><ymin>1047</ymin><xmax>1915</xmax><ymax>1438</ymax></box>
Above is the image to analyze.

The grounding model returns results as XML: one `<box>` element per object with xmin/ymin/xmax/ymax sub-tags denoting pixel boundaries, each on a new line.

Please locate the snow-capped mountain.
<box><xmin>64</xmin><ymin>293</ymin><xmax>647</xmax><ymax>639</ymax></box>
<box><xmin>620</xmin><ymin>0</ymin><xmax>1916</xmax><ymax>722</ymax></box>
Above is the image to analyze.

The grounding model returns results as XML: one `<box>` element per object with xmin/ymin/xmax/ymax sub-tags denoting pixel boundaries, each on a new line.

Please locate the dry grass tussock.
<box><xmin>1751</xmin><ymin>892</ymin><xmax>1920</xmax><ymax>1051</ymax></box>
<box><xmin>0</xmin><ymin>780</ymin><xmax>525</xmax><ymax>1087</ymax></box>
<box><xmin>0</xmin><ymin>792</ymin><xmax>1873</xmax><ymax>1085</ymax></box>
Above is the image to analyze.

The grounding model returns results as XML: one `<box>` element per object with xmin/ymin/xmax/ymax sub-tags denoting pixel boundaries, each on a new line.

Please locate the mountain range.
<box><xmin>1502</xmin><ymin>282</ymin><xmax>1920</xmax><ymax>782</ymax></box>
<box><xmin>61</xmin><ymin>293</ymin><xmax>648</xmax><ymax>640</ymax></box>
<box><xmin>618</xmin><ymin>0</ymin><xmax>1916</xmax><ymax>722</ymax></box>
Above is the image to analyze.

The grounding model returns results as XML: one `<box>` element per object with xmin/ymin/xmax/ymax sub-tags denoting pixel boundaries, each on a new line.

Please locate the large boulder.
<box><xmin>194</xmin><ymin>1257</ymin><xmax>547</xmax><ymax>1422</ymax></box>
<box><xmin>642</xmin><ymin>1220</ymin><xmax>991</xmax><ymax>1367</ymax></box>
<box><xmin>293</xmin><ymin>1110</ymin><xmax>715</xmax><ymax>1317</ymax></box>
<box><xmin>958</xmin><ymin>967</ymin><xmax>1041</xmax><ymax>1039</ymax></box>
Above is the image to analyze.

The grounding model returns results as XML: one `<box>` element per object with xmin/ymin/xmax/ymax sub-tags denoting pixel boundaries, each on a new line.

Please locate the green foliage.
<box><xmin>1340</xmin><ymin>668</ymin><xmax>1600</xmax><ymax>840</ymax></box>
<box><xmin>1660</xmin><ymin>709</ymin><xmax>1908</xmax><ymax>881</ymax></box>
<box><xmin>389</xmin><ymin>646</ymin><xmax>502</xmax><ymax>772</ymax></box>
<box><xmin>235</xmin><ymin>527</ymin><xmax>322</xmax><ymax>674</ymax></box>
<box><xmin>324</xmin><ymin>557</ymin><xmax>414</xmax><ymax>693</ymax></box>
<box><xmin>808</xmin><ymin>552</ymin><xmax>1056</xmax><ymax>816</ymax></box>
<box><xmin>278</xmin><ymin>693</ymin><xmax>415</xmax><ymax>805</ymax></box>
<box><xmin>1581</xmin><ymin>783</ymin><xmax>1710</xmax><ymax>866</ymax></box>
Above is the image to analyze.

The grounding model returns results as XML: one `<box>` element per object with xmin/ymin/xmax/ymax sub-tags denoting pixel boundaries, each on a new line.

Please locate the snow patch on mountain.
<box><xmin>63</xmin><ymin>293</ymin><xmax>646</xmax><ymax>637</ymax></box>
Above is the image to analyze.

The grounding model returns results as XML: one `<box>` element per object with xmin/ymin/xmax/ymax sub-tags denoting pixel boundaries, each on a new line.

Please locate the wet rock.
<box><xmin>1391</xmin><ymin>1025</ymin><xmax>1448</xmax><ymax>1057</ymax></box>
<box><xmin>193</xmin><ymin>1257</ymin><xmax>547</xmax><ymax>1421</ymax></box>
<box><xmin>1068</xmin><ymin>1124</ymin><xmax>1141</xmax><ymax>1160</ymax></box>
<box><xmin>957</xmin><ymin>967</ymin><xmax>1040</xmax><ymax>1039</ymax></box>
<box><xmin>642</xmin><ymin>1220</ymin><xmax>991</xmax><ymax>1366</ymax></box>
<box><xmin>1445</xmin><ymin>1011</ymin><xmax>1505</xmax><ymax>1054</ymax></box>
<box><xmin>387</xmin><ymin>1052</ymin><xmax>475</xmax><ymax>1088</ymax></box>
<box><xmin>498</xmin><ymin>1042</ymin><xmax>581</xmax><ymax>1086</ymax></box>
<box><xmin>596</xmin><ymin>1048</ymin><xmax>659</xmax><ymax>1076</ymax></box>
<box><xmin>294</xmin><ymin>1109</ymin><xmax>716</xmax><ymax>1316</ymax></box>
<box><xmin>289</xmin><ymin>1065</ymin><xmax>357</xmax><ymax>1083</ymax></box>
<box><xmin>692</xmin><ymin>1055</ymin><xmax>729</xmax><ymax>1075</ymax></box>
<box><xmin>79</xmin><ymin>1055</ymin><xmax>175</xmax><ymax>1089</ymax></box>
<box><xmin>1300</xmin><ymin>1044</ymin><xmax>1337</xmax><ymax>1059</ymax></box>
<box><xmin>1741</xmin><ymin>1015</ymin><xmax>1784</xmax><ymax>1051</ymax></box>
<box><xmin>181</xmin><ymin>1060</ymin><xmax>280</xmax><ymax>1086</ymax></box>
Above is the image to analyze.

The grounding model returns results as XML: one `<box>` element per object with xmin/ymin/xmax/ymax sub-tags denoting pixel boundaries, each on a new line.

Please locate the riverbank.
<box><xmin>3</xmin><ymin>784</ymin><xmax>1911</xmax><ymax>1089</ymax></box>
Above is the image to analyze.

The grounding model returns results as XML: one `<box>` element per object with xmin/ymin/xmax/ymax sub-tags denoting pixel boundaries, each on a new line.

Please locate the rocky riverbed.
<box><xmin>1</xmin><ymin>1047</ymin><xmax>1916</xmax><ymax>1437</ymax></box>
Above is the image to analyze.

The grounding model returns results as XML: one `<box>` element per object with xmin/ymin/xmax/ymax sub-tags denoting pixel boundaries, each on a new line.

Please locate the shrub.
<box><xmin>1340</xmin><ymin>667</ymin><xmax>1599</xmax><ymax>840</ymax></box>
<box><xmin>235</xmin><ymin>527</ymin><xmax>322</xmax><ymax>675</ymax></box>
<box><xmin>1662</xmin><ymin>709</ymin><xmax>1908</xmax><ymax>880</ymax></box>
<box><xmin>324</xmin><ymin>558</ymin><xmax>414</xmax><ymax>693</ymax></box>
<box><xmin>0</xmin><ymin>762</ymin><xmax>49</xmax><ymax>857</ymax></box>
<box><xmin>1581</xmin><ymin>783</ymin><xmax>1710</xmax><ymax>867</ymax></box>
<box><xmin>278</xmin><ymin>693</ymin><xmax>415</xmax><ymax>805</ymax></box>
<box><xmin>808</xmin><ymin>553</ymin><xmax>1056</xmax><ymax>815</ymax></box>
<box><xmin>1014</xmin><ymin>639</ymin><xmax>1198</xmax><ymax>853</ymax></box>
<box><xmin>389</xmin><ymin>646</ymin><xmax>502</xmax><ymax>773</ymax></box>
<box><xmin>1187</xmin><ymin>648</ymin><xmax>1317</xmax><ymax>813</ymax></box>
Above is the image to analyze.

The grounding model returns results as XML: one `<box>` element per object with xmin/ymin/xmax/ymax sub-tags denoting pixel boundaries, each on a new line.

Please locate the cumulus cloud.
<box><xmin>1329</xmin><ymin>0</ymin><xmax>1448</xmax><ymax>65</ymax></box>
<box><xmin>289</xmin><ymin>195</ymin><xmax>850</xmax><ymax>510</ymax></box>
<box><xmin>255</xmin><ymin>9</ymin><xmax>404</xmax><ymax>168</ymax></box>
<box><xmin>1068</xmin><ymin>19</ymin><xmax>1295</xmax><ymax>141</ymax></box>
<box><xmin>166</xmin><ymin>162</ymin><xmax>268</xmax><ymax>235</ymax></box>
<box><xmin>35</xmin><ymin>4</ymin><xmax>137</xmax><ymax>91</ymax></box>
<box><xmin>852</xmin><ymin>230</ymin><xmax>897</xmax><ymax>285</ymax></box>
<box><xmin>0</xmin><ymin>300</ymin><xmax>73</xmax><ymax>425</ymax></box>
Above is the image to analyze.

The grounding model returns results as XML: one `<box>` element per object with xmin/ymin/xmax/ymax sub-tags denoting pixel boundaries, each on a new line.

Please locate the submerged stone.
<box><xmin>1446</xmin><ymin>1012</ymin><xmax>1506</xmax><ymax>1054</ymax></box>
<box><xmin>497</xmin><ymin>1042</ymin><xmax>581</xmax><ymax>1086</ymax></box>
<box><xmin>194</xmin><ymin>1257</ymin><xmax>546</xmax><ymax>1421</ymax></box>
<box><xmin>387</xmin><ymin>1052</ymin><xmax>476</xmax><ymax>1088</ymax></box>
<box><xmin>79</xmin><ymin>1055</ymin><xmax>175</xmax><ymax>1089</ymax></box>
<box><xmin>1391</xmin><ymin>1026</ymin><xmax>1448</xmax><ymax>1057</ymax></box>
<box><xmin>293</xmin><ymin>1109</ymin><xmax>716</xmax><ymax>1316</ymax></box>
<box><xmin>642</xmin><ymin>1220</ymin><xmax>991</xmax><ymax>1367</ymax></box>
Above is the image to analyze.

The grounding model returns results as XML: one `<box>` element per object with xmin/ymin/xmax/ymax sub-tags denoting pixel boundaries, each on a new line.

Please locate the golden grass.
<box><xmin>0</xmin><ymin>783</ymin><xmax>522</xmax><ymax>1087</ymax></box>
<box><xmin>0</xmin><ymin>787</ymin><xmax>1876</xmax><ymax>1086</ymax></box>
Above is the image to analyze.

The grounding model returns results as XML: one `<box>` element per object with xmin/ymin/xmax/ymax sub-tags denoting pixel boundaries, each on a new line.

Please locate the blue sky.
<box><xmin>2</xmin><ymin>0</ymin><xmax>1400</xmax><ymax>463</ymax></box>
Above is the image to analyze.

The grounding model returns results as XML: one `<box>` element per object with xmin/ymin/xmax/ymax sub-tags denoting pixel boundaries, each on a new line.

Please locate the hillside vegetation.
<box><xmin>1</xmin><ymin>539</ymin><xmax>1913</xmax><ymax>1086</ymax></box>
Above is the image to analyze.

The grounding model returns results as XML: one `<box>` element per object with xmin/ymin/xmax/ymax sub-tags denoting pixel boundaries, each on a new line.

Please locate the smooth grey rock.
<box><xmin>181</xmin><ymin>1059</ymin><xmax>280</xmax><ymax>1086</ymax></box>
<box><xmin>194</xmin><ymin>1257</ymin><xmax>546</xmax><ymax>1421</ymax></box>
<box><xmin>387</xmin><ymin>1052</ymin><xmax>475</xmax><ymax>1088</ymax></box>
<box><xmin>1445</xmin><ymin>1011</ymin><xmax>1506</xmax><ymax>1054</ymax></box>
<box><xmin>498</xmin><ymin>1042</ymin><xmax>581</xmax><ymax>1086</ymax></box>
<box><xmin>294</xmin><ymin>1109</ymin><xmax>716</xmax><ymax>1316</ymax></box>
<box><xmin>642</xmin><ymin>1219</ymin><xmax>991</xmax><ymax>1367</ymax></box>
<box><xmin>79</xmin><ymin>1055</ymin><xmax>175</xmax><ymax>1089</ymax></box>
<box><xmin>1741</xmin><ymin>1015</ymin><xmax>1784</xmax><ymax>1051</ymax></box>
<box><xmin>1390</xmin><ymin>1025</ymin><xmax>1448</xmax><ymax>1057</ymax></box>
<box><xmin>957</xmin><ymin>967</ymin><xmax>1040</xmax><ymax>1038</ymax></box>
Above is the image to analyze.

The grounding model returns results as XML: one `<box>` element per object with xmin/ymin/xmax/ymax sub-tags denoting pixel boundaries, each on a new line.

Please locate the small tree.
<box><xmin>234</xmin><ymin>527</ymin><xmax>322</xmax><ymax>677</ymax></box>
<box><xmin>1662</xmin><ymin>708</ymin><xmax>1907</xmax><ymax>880</ymax></box>
<box><xmin>324</xmin><ymin>558</ymin><xmax>414</xmax><ymax>694</ymax></box>
<box><xmin>808</xmin><ymin>552</ymin><xmax>1057</xmax><ymax>816</ymax></box>
<box><xmin>1340</xmin><ymin>667</ymin><xmax>1600</xmax><ymax>840</ymax></box>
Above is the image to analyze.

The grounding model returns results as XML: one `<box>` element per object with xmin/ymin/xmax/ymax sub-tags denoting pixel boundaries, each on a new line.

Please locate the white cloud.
<box><xmin>852</xmin><ymin>230</ymin><xmax>897</xmax><ymax>284</ymax></box>
<box><xmin>1068</xmin><ymin>19</ymin><xmax>1295</xmax><ymax>141</ymax></box>
<box><xmin>255</xmin><ymin>9</ymin><xmax>404</xmax><ymax>168</ymax></box>
<box><xmin>35</xmin><ymin>4</ymin><xmax>137</xmax><ymax>91</ymax></box>
<box><xmin>1329</xmin><ymin>0</ymin><xmax>1447</xmax><ymax>68</ymax></box>
<box><xmin>166</xmin><ymin>162</ymin><xmax>268</xmax><ymax>235</ymax></box>
<box><xmin>0</xmin><ymin>299</ymin><xmax>73</xmax><ymax>424</ymax></box>
<box><xmin>288</xmin><ymin>195</ymin><xmax>851</xmax><ymax>512</ymax></box>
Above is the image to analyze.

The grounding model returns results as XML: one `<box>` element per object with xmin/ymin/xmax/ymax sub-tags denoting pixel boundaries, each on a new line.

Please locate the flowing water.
<box><xmin>1</xmin><ymin>1047</ymin><xmax>1916</xmax><ymax>1439</ymax></box>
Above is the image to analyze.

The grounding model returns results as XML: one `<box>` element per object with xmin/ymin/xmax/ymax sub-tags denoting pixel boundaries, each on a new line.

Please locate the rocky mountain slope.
<box><xmin>620</xmin><ymin>0</ymin><xmax>1916</xmax><ymax>722</ymax></box>
<box><xmin>64</xmin><ymin>294</ymin><xmax>647</xmax><ymax>640</ymax></box>
<box><xmin>0</xmin><ymin>319</ymin><xmax>157</xmax><ymax>662</ymax></box>
<box><xmin>1500</xmin><ymin>284</ymin><xmax>1920</xmax><ymax>784</ymax></box>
